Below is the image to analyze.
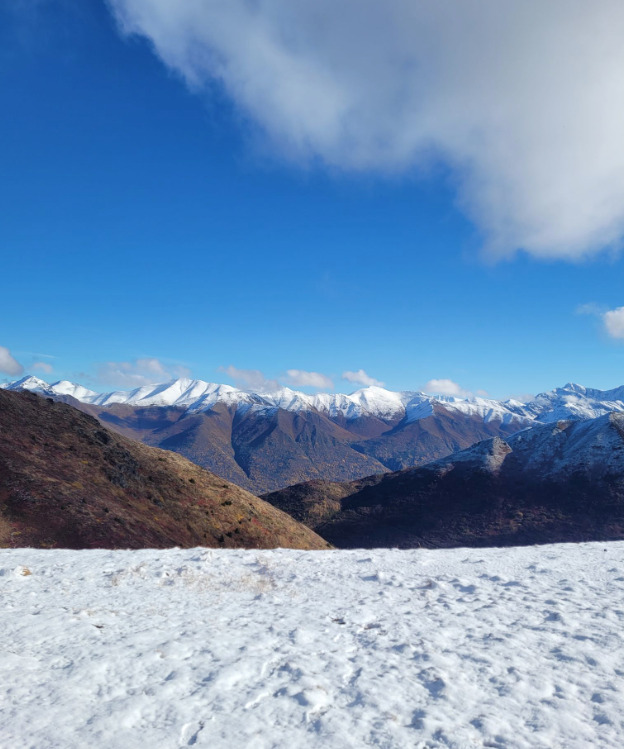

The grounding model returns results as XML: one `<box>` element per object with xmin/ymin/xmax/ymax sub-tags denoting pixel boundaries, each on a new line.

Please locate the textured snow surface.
<box><xmin>3</xmin><ymin>543</ymin><xmax>624</xmax><ymax>748</ymax></box>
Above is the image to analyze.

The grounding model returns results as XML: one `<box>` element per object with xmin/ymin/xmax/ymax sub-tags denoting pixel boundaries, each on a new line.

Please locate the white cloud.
<box><xmin>341</xmin><ymin>369</ymin><xmax>384</xmax><ymax>387</ymax></box>
<box><xmin>0</xmin><ymin>346</ymin><xmax>24</xmax><ymax>376</ymax></box>
<box><xmin>108</xmin><ymin>0</ymin><xmax>624</xmax><ymax>261</ymax></box>
<box><xmin>98</xmin><ymin>358</ymin><xmax>191</xmax><ymax>388</ymax></box>
<box><xmin>422</xmin><ymin>379</ymin><xmax>471</xmax><ymax>398</ymax></box>
<box><xmin>136</xmin><ymin>357</ymin><xmax>168</xmax><ymax>375</ymax></box>
<box><xmin>507</xmin><ymin>392</ymin><xmax>536</xmax><ymax>404</ymax></box>
<box><xmin>603</xmin><ymin>307</ymin><xmax>624</xmax><ymax>340</ymax></box>
<box><xmin>576</xmin><ymin>303</ymin><xmax>624</xmax><ymax>342</ymax></box>
<box><xmin>285</xmin><ymin>369</ymin><xmax>333</xmax><ymax>390</ymax></box>
<box><xmin>221</xmin><ymin>365</ymin><xmax>280</xmax><ymax>392</ymax></box>
<box><xmin>222</xmin><ymin>366</ymin><xmax>333</xmax><ymax>391</ymax></box>
<box><xmin>32</xmin><ymin>361</ymin><xmax>54</xmax><ymax>374</ymax></box>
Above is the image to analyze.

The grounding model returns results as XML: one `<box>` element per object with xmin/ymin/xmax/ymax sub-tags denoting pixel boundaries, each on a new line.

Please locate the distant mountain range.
<box><xmin>11</xmin><ymin>374</ymin><xmax>624</xmax><ymax>421</ymax></box>
<box><xmin>0</xmin><ymin>389</ymin><xmax>328</xmax><ymax>550</ymax></box>
<box><xmin>263</xmin><ymin>413</ymin><xmax>624</xmax><ymax>548</ymax></box>
<box><xmin>5</xmin><ymin>375</ymin><xmax>624</xmax><ymax>493</ymax></box>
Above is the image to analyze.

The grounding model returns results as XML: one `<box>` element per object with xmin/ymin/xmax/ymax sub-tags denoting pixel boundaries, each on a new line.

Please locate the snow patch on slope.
<box><xmin>425</xmin><ymin>412</ymin><xmax>624</xmax><ymax>480</ymax></box>
<box><xmin>508</xmin><ymin>412</ymin><xmax>624</xmax><ymax>477</ymax></box>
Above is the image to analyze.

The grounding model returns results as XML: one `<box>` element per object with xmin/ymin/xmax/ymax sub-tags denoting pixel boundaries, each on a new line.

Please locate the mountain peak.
<box><xmin>5</xmin><ymin>375</ymin><xmax>51</xmax><ymax>392</ymax></box>
<box><xmin>436</xmin><ymin>434</ymin><xmax>512</xmax><ymax>472</ymax></box>
<box><xmin>6</xmin><ymin>373</ymin><xmax>624</xmax><ymax>428</ymax></box>
<box><xmin>561</xmin><ymin>382</ymin><xmax>586</xmax><ymax>393</ymax></box>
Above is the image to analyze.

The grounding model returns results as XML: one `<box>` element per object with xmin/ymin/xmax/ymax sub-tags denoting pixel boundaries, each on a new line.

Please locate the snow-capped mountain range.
<box><xmin>4</xmin><ymin>375</ymin><xmax>624</xmax><ymax>426</ymax></box>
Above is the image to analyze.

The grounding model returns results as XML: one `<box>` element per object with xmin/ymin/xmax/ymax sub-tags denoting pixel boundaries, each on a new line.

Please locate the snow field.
<box><xmin>2</xmin><ymin>542</ymin><xmax>624</xmax><ymax>748</ymax></box>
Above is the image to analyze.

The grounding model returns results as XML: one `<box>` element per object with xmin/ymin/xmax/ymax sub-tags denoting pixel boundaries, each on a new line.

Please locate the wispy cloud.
<box><xmin>576</xmin><ymin>302</ymin><xmax>604</xmax><ymax>317</ymax></box>
<box><xmin>32</xmin><ymin>361</ymin><xmax>54</xmax><ymax>374</ymax></box>
<box><xmin>0</xmin><ymin>346</ymin><xmax>24</xmax><ymax>376</ymax></box>
<box><xmin>579</xmin><ymin>303</ymin><xmax>624</xmax><ymax>341</ymax></box>
<box><xmin>221</xmin><ymin>365</ymin><xmax>334</xmax><ymax>391</ymax></box>
<box><xmin>341</xmin><ymin>369</ymin><xmax>384</xmax><ymax>387</ymax></box>
<box><xmin>422</xmin><ymin>378</ymin><xmax>472</xmax><ymax>398</ymax></box>
<box><xmin>285</xmin><ymin>369</ymin><xmax>333</xmax><ymax>390</ymax></box>
<box><xmin>507</xmin><ymin>392</ymin><xmax>536</xmax><ymax>404</ymax></box>
<box><xmin>220</xmin><ymin>365</ymin><xmax>281</xmax><ymax>393</ymax></box>
<box><xmin>109</xmin><ymin>0</ymin><xmax>624</xmax><ymax>261</ymax></box>
<box><xmin>97</xmin><ymin>358</ymin><xmax>191</xmax><ymax>388</ymax></box>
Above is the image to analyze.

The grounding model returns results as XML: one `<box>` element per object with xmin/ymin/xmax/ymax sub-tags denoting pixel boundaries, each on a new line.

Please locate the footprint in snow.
<box><xmin>180</xmin><ymin>721</ymin><xmax>204</xmax><ymax>745</ymax></box>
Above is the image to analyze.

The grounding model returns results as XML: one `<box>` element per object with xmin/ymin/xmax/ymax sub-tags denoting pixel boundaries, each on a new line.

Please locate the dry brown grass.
<box><xmin>0</xmin><ymin>390</ymin><xmax>331</xmax><ymax>551</ymax></box>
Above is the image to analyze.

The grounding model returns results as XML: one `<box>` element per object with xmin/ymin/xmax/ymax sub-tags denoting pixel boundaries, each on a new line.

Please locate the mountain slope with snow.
<box><xmin>524</xmin><ymin>382</ymin><xmax>624</xmax><ymax>422</ymax></box>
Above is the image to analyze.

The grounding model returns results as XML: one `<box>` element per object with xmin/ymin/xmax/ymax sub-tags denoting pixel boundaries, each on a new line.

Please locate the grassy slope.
<box><xmin>0</xmin><ymin>390</ymin><xmax>330</xmax><ymax>550</ymax></box>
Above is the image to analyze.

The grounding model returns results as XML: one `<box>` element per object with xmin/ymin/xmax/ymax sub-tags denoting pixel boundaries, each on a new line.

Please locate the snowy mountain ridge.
<box><xmin>428</xmin><ymin>411</ymin><xmax>624</xmax><ymax>478</ymax></box>
<box><xmin>4</xmin><ymin>375</ymin><xmax>624</xmax><ymax>426</ymax></box>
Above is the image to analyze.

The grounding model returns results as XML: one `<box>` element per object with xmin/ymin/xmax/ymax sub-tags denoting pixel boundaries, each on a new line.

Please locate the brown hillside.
<box><xmin>54</xmin><ymin>397</ymin><xmax>389</xmax><ymax>494</ymax></box>
<box><xmin>49</xmin><ymin>393</ymin><xmax>526</xmax><ymax>494</ymax></box>
<box><xmin>0</xmin><ymin>390</ymin><xmax>330</xmax><ymax>550</ymax></box>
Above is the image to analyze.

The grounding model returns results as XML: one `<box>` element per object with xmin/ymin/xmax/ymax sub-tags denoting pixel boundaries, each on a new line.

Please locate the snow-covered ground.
<box><xmin>3</xmin><ymin>543</ymin><xmax>624</xmax><ymax>748</ymax></box>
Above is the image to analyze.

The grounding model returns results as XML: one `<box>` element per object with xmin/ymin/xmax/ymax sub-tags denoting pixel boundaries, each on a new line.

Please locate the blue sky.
<box><xmin>2</xmin><ymin>0</ymin><xmax>624</xmax><ymax>400</ymax></box>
